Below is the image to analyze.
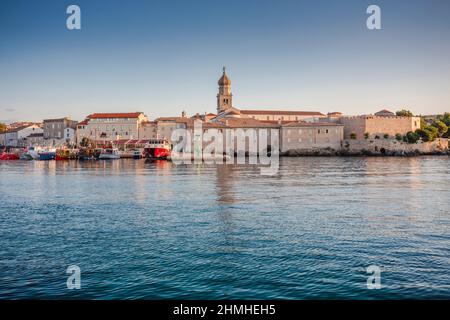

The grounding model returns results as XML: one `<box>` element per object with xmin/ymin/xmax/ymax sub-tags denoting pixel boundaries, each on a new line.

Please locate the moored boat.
<box><xmin>39</xmin><ymin>151</ymin><xmax>56</xmax><ymax>161</ymax></box>
<box><xmin>143</xmin><ymin>139</ymin><xmax>171</xmax><ymax>160</ymax></box>
<box><xmin>133</xmin><ymin>149</ymin><xmax>143</xmax><ymax>159</ymax></box>
<box><xmin>0</xmin><ymin>152</ymin><xmax>20</xmax><ymax>160</ymax></box>
<box><xmin>26</xmin><ymin>146</ymin><xmax>41</xmax><ymax>160</ymax></box>
<box><xmin>98</xmin><ymin>148</ymin><xmax>120</xmax><ymax>160</ymax></box>
<box><xmin>55</xmin><ymin>148</ymin><xmax>78</xmax><ymax>160</ymax></box>
<box><xmin>20</xmin><ymin>153</ymin><xmax>33</xmax><ymax>160</ymax></box>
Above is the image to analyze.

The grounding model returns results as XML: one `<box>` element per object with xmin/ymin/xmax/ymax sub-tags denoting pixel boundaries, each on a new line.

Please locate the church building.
<box><xmin>212</xmin><ymin>68</ymin><xmax>325</xmax><ymax>123</ymax></box>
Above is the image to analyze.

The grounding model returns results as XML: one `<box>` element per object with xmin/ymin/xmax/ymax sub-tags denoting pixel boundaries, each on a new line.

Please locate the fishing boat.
<box><xmin>55</xmin><ymin>148</ymin><xmax>78</xmax><ymax>160</ymax></box>
<box><xmin>143</xmin><ymin>139</ymin><xmax>171</xmax><ymax>160</ymax></box>
<box><xmin>0</xmin><ymin>152</ymin><xmax>20</xmax><ymax>160</ymax></box>
<box><xmin>98</xmin><ymin>148</ymin><xmax>120</xmax><ymax>160</ymax></box>
<box><xmin>27</xmin><ymin>146</ymin><xmax>40</xmax><ymax>160</ymax></box>
<box><xmin>118</xmin><ymin>149</ymin><xmax>135</xmax><ymax>158</ymax></box>
<box><xmin>77</xmin><ymin>148</ymin><xmax>96</xmax><ymax>160</ymax></box>
<box><xmin>20</xmin><ymin>153</ymin><xmax>33</xmax><ymax>160</ymax></box>
<box><xmin>39</xmin><ymin>151</ymin><xmax>56</xmax><ymax>161</ymax></box>
<box><xmin>133</xmin><ymin>149</ymin><xmax>143</xmax><ymax>159</ymax></box>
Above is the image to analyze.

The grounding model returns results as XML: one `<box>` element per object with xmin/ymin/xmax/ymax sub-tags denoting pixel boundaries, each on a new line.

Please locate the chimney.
<box><xmin>181</xmin><ymin>110</ymin><xmax>186</xmax><ymax>118</ymax></box>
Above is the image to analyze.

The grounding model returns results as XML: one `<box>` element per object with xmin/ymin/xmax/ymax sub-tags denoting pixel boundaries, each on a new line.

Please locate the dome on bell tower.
<box><xmin>218</xmin><ymin>67</ymin><xmax>231</xmax><ymax>86</ymax></box>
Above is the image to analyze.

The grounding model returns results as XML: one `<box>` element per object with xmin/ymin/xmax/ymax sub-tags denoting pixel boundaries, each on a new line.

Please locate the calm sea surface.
<box><xmin>0</xmin><ymin>157</ymin><xmax>449</xmax><ymax>299</ymax></box>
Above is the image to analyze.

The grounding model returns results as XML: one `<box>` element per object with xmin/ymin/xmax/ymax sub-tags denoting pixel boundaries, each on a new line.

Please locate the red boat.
<box><xmin>0</xmin><ymin>153</ymin><xmax>20</xmax><ymax>160</ymax></box>
<box><xmin>143</xmin><ymin>139</ymin><xmax>171</xmax><ymax>159</ymax></box>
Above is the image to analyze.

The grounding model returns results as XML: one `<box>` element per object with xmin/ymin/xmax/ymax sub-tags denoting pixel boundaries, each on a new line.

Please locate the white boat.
<box><xmin>118</xmin><ymin>149</ymin><xmax>135</xmax><ymax>158</ymax></box>
<box><xmin>27</xmin><ymin>146</ymin><xmax>40</xmax><ymax>160</ymax></box>
<box><xmin>98</xmin><ymin>148</ymin><xmax>120</xmax><ymax>160</ymax></box>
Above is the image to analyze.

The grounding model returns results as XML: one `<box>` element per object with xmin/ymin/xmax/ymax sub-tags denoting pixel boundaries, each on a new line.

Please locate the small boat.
<box><xmin>143</xmin><ymin>139</ymin><xmax>171</xmax><ymax>160</ymax></box>
<box><xmin>39</xmin><ymin>151</ymin><xmax>56</xmax><ymax>161</ymax></box>
<box><xmin>98</xmin><ymin>148</ymin><xmax>120</xmax><ymax>160</ymax></box>
<box><xmin>55</xmin><ymin>148</ymin><xmax>78</xmax><ymax>160</ymax></box>
<box><xmin>20</xmin><ymin>153</ymin><xmax>33</xmax><ymax>160</ymax></box>
<box><xmin>118</xmin><ymin>149</ymin><xmax>135</xmax><ymax>158</ymax></box>
<box><xmin>27</xmin><ymin>146</ymin><xmax>40</xmax><ymax>160</ymax></box>
<box><xmin>133</xmin><ymin>149</ymin><xmax>143</xmax><ymax>159</ymax></box>
<box><xmin>0</xmin><ymin>153</ymin><xmax>20</xmax><ymax>160</ymax></box>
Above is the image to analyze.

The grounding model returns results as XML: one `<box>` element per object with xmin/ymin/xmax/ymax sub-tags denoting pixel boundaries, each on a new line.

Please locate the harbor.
<box><xmin>1</xmin><ymin>156</ymin><xmax>449</xmax><ymax>299</ymax></box>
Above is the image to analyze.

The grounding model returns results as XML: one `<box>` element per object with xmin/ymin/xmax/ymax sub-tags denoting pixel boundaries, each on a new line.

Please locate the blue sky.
<box><xmin>1</xmin><ymin>0</ymin><xmax>449</xmax><ymax>122</ymax></box>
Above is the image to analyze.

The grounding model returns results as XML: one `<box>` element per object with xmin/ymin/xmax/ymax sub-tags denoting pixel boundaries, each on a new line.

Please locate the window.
<box><xmin>318</xmin><ymin>129</ymin><xmax>321</xmax><ymax>134</ymax></box>
<box><xmin>326</xmin><ymin>129</ymin><xmax>329</xmax><ymax>134</ymax></box>
<box><xmin>267</xmin><ymin>116</ymin><xmax>270</xmax><ymax>120</ymax></box>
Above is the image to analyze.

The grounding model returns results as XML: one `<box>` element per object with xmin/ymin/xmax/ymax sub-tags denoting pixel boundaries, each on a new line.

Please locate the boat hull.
<box><xmin>98</xmin><ymin>154</ymin><xmax>120</xmax><ymax>160</ymax></box>
<box><xmin>39</xmin><ymin>152</ymin><xmax>56</xmax><ymax>161</ymax></box>
<box><xmin>0</xmin><ymin>153</ymin><xmax>20</xmax><ymax>160</ymax></box>
<box><xmin>144</xmin><ymin>147</ymin><xmax>170</xmax><ymax>159</ymax></box>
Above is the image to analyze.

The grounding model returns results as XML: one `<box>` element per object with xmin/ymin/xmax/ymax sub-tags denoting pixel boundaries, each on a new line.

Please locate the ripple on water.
<box><xmin>0</xmin><ymin>157</ymin><xmax>449</xmax><ymax>299</ymax></box>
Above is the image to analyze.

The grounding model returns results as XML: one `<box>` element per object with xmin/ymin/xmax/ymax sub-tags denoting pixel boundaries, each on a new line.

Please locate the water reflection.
<box><xmin>0</xmin><ymin>157</ymin><xmax>449</xmax><ymax>299</ymax></box>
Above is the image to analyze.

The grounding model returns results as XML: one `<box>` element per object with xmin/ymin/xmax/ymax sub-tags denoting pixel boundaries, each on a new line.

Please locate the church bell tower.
<box><xmin>217</xmin><ymin>67</ymin><xmax>232</xmax><ymax>114</ymax></box>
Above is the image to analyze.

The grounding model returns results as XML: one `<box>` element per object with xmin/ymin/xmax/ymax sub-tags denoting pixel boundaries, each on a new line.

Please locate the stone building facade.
<box><xmin>280</xmin><ymin>122</ymin><xmax>344</xmax><ymax>153</ymax></box>
<box><xmin>0</xmin><ymin>124</ymin><xmax>43</xmax><ymax>147</ymax></box>
<box><xmin>240</xmin><ymin>110</ymin><xmax>325</xmax><ymax>122</ymax></box>
<box><xmin>77</xmin><ymin>112</ymin><xmax>148</xmax><ymax>144</ymax></box>
<box><xmin>138</xmin><ymin>121</ymin><xmax>157</xmax><ymax>140</ymax></box>
<box><xmin>339</xmin><ymin>114</ymin><xmax>421</xmax><ymax>140</ymax></box>
<box><xmin>43</xmin><ymin>117</ymin><xmax>78</xmax><ymax>146</ymax></box>
<box><xmin>25</xmin><ymin>132</ymin><xmax>44</xmax><ymax>146</ymax></box>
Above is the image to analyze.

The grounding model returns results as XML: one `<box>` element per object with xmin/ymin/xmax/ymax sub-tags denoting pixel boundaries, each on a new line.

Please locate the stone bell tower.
<box><xmin>217</xmin><ymin>67</ymin><xmax>232</xmax><ymax>114</ymax></box>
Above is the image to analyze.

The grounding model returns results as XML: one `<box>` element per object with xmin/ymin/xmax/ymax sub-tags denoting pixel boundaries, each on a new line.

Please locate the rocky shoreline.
<box><xmin>281</xmin><ymin>147</ymin><xmax>450</xmax><ymax>157</ymax></box>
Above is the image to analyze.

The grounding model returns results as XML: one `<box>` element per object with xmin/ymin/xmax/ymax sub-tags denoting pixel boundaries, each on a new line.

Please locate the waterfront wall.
<box><xmin>340</xmin><ymin>116</ymin><xmax>421</xmax><ymax>140</ymax></box>
<box><xmin>280</xmin><ymin>124</ymin><xmax>344</xmax><ymax>153</ymax></box>
<box><xmin>342</xmin><ymin>138</ymin><xmax>449</xmax><ymax>155</ymax></box>
<box><xmin>281</xmin><ymin>138</ymin><xmax>448</xmax><ymax>156</ymax></box>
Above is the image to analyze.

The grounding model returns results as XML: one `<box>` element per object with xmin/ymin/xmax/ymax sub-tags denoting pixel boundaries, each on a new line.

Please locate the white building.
<box><xmin>76</xmin><ymin>112</ymin><xmax>149</xmax><ymax>145</ymax></box>
<box><xmin>1</xmin><ymin>124</ymin><xmax>43</xmax><ymax>147</ymax></box>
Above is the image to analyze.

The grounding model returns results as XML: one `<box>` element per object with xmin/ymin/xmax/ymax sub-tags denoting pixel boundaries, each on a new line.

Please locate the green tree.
<box><xmin>420</xmin><ymin>117</ymin><xmax>428</xmax><ymax>130</ymax></box>
<box><xmin>405</xmin><ymin>131</ymin><xmax>420</xmax><ymax>144</ymax></box>
<box><xmin>350</xmin><ymin>132</ymin><xmax>357</xmax><ymax>140</ymax></box>
<box><xmin>433</xmin><ymin>120</ymin><xmax>448</xmax><ymax>137</ymax></box>
<box><xmin>441</xmin><ymin>113</ymin><xmax>450</xmax><ymax>126</ymax></box>
<box><xmin>396</xmin><ymin>109</ymin><xmax>414</xmax><ymax>117</ymax></box>
<box><xmin>395</xmin><ymin>133</ymin><xmax>403</xmax><ymax>141</ymax></box>
<box><xmin>417</xmin><ymin>126</ymin><xmax>438</xmax><ymax>142</ymax></box>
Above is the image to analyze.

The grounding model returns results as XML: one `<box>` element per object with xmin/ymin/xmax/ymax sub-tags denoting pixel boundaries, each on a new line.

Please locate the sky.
<box><xmin>0</xmin><ymin>0</ymin><xmax>449</xmax><ymax>123</ymax></box>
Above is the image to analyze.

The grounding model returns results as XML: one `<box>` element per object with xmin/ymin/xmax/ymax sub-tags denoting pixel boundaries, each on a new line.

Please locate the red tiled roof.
<box><xmin>283</xmin><ymin>121</ymin><xmax>343</xmax><ymax>127</ymax></box>
<box><xmin>375</xmin><ymin>109</ymin><xmax>394</xmax><ymax>115</ymax></box>
<box><xmin>77</xmin><ymin>119</ymin><xmax>89</xmax><ymax>126</ymax></box>
<box><xmin>88</xmin><ymin>112</ymin><xmax>143</xmax><ymax>119</ymax></box>
<box><xmin>216</xmin><ymin>118</ymin><xmax>280</xmax><ymax>128</ymax></box>
<box><xmin>240</xmin><ymin>110</ymin><xmax>325</xmax><ymax>116</ymax></box>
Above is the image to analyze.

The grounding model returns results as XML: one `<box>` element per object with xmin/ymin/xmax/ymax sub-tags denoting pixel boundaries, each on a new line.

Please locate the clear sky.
<box><xmin>1</xmin><ymin>0</ymin><xmax>449</xmax><ymax>123</ymax></box>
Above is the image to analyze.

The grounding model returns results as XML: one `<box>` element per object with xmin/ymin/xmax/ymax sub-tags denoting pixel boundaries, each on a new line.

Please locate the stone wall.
<box><xmin>340</xmin><ymin>116</ymin><xmax>421</xmax><ymax>140</ymax></box>
<box><xmin>342</xmin><ymin>138</ymin><xmax>449</xmax><ymax>155</ymax></box>
<box><xmin>280</xmin><ymin>124</ymin><xmax>343</xmax><ymax>153</ymax></box>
